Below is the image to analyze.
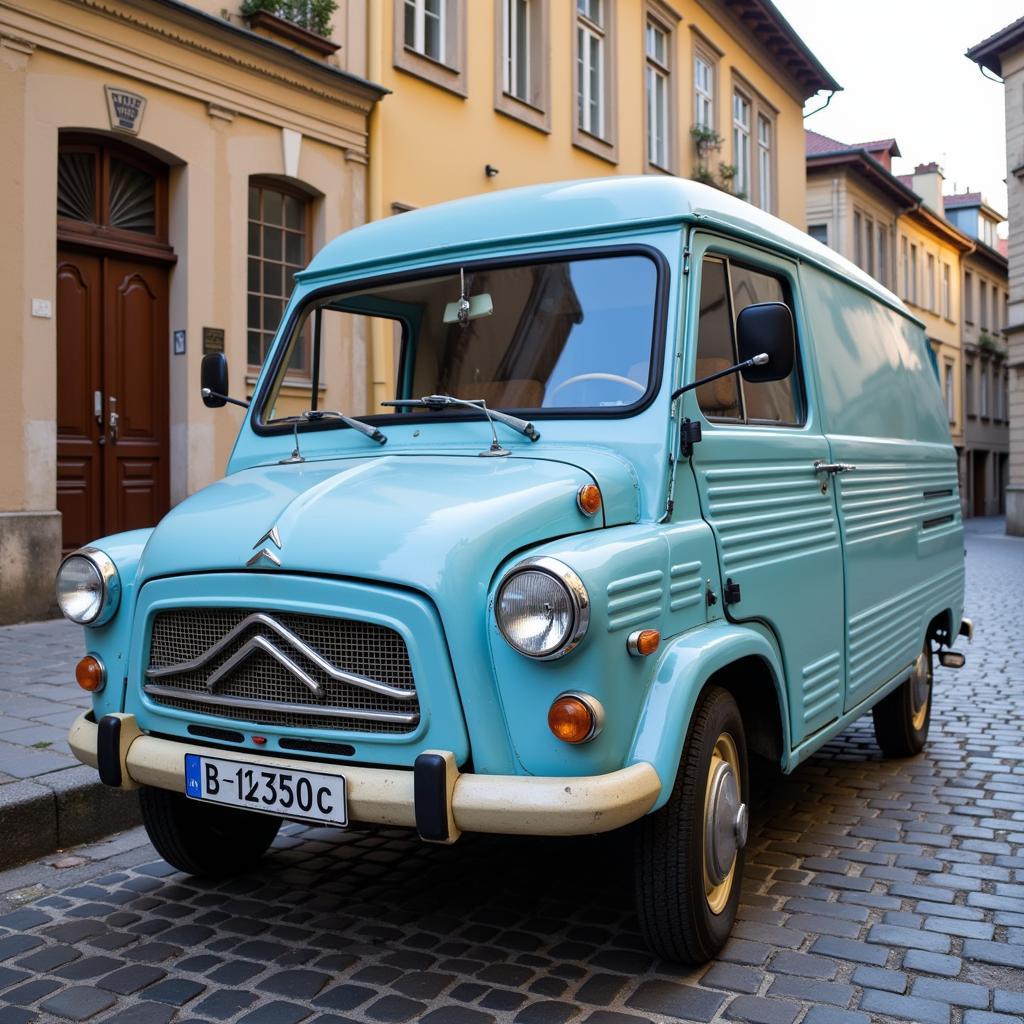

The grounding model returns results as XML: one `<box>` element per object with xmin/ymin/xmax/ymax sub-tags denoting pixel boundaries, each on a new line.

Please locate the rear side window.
<box><xmin>695</xmin><ymin>256</ymin><xmax>803</xmax><ymax>426</ymax></box>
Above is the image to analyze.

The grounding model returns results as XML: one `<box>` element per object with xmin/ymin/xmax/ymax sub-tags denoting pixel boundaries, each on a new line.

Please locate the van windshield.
<box><xmin>258</xmin><ymin>252</ymin><xmax>661</xmax><ymax>425</ymax></box>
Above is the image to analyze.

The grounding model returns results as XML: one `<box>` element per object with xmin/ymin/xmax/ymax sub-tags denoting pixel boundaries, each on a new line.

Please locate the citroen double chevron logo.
<box><xmin>247</xmin><ymin>525</ymin><xmax>282</xmax><ymax>567</ymax></box>
<box><xmin>144</xmin><ymin>611</ymin><xmax>416</xmax><ymax>703</ymax></box>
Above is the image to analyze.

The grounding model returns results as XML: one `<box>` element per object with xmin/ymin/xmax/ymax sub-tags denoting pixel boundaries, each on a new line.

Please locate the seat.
<box><xmin>695</xmin><ymin>358</ymin><xmax>740</xmax><ymax>418</ymax></box>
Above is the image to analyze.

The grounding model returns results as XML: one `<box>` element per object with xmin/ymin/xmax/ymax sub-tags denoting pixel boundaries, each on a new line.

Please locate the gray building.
<box><xmin>968</xmin><ymin>18</ymin><xmax>1024</xmax><ymax>534</ymax></box>
<box><xmin>945</xmin><ymin>192</ymin><xmax>1010</xmax><ymax>517</ymax></box>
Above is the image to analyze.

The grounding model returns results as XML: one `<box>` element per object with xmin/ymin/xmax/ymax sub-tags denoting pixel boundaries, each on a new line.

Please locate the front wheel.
<box><xmin>872</xmin><ymin>641</ymin><xmax>933</xmax><ymax>757</ymax></box>
<box><xmin>139</xmin><ymin>786</ymin><xmax>281</xmax><ymax>876</ymax></box>
<box><xmin>635</xmin><ymin>686</ymin><xmax>749</xmax><ymax>964</ymax></box>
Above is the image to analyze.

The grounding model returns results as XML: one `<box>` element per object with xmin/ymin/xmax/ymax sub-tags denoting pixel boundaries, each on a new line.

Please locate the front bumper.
<box><xmin>69</xmin><ymin>712</ymin><xmax>661</xmax><ymax>842</ymax></box>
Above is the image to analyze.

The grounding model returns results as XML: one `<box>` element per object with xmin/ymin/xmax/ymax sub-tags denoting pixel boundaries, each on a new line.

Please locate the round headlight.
<box><xmin>496</xmin><ymin>557</ymin><xmax>589</xmax><ymax>660</ymax></box>
<box><xmin>55</xmin><ymin>548</ymin><xmax>121</xmax><ymax>626</ymax></box>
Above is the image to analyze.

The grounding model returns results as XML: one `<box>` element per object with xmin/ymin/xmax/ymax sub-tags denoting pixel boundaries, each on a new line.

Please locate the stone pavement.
<box><xmin>0</xmin><ymin>621</ymin><xmax>138</xmax><ymax>865</ymax></box>
<box><xmin>0</xmin><ymin>517</ymin><xmax>1020</xmax><ymax>1024</ymax></box>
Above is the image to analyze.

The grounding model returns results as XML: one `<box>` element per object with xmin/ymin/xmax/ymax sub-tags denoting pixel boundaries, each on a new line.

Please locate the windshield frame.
<box><xmin>251</xmin><ymin>243</ymin><xmax>671</xmax><ymax>437</ymax></box>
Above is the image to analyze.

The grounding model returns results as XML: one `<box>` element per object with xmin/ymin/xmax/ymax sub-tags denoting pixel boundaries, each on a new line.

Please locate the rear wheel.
<box><xmin>871</xmin><ymin>641</ymin><xmax>933</xmax><ymax>757</ymax></box>
<box><xmin>635</xmin><ymin>686</ymin><xmax>749</xmax><ymax>963</ymax></box>
<box><xmin>139</xmin><ymin>786</ymin><xmax>281</xmax><ymax>876</ymax></box>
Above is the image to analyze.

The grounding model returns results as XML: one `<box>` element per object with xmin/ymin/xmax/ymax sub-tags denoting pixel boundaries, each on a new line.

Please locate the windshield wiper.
<box><xmin>382</xmin><ymin>394</ymin><xmax>540</xmax><ymax>457</ymax></box>
<box><xmin>302</xmin><ymin>409</ymin><xmax>387</xmax><ymax>445</ymax></box>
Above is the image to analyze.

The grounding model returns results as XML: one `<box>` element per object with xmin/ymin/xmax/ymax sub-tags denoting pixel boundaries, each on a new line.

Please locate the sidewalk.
<box><xmin>0</xmin><ymin>618</ymin><xmax>139</xmax><ymax>868</ymax></box>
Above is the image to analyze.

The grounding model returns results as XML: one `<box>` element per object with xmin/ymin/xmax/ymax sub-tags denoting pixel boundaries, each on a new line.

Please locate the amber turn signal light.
<box><xmin>576</xmin><ymin>483</ymin><xmax>602</xmax><ymax>517</ymax></box>
<box><xmin>548</xmin><ymin>692</ymin><xmax>604</xmax><ymax>744</ymax></box>
<box><xmin>627</xmin><ymin>629</ymin><xmax>661</xmax><ymax>657</ymax></box>
<box><xmin>75</xmin><ymin>655</ymin><xmax>106</xmax><ymax>692</ymax></box>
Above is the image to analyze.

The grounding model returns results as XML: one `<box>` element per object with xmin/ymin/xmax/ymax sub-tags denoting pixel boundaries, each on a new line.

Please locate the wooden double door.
<box><xmin>56</xmin><ymin>249</ymin><xmax>169</xmax><ymax>553</ymax></box>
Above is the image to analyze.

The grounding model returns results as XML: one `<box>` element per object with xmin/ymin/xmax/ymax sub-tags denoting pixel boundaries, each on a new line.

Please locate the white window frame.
<box><xmin>942</xmin><ymin>262</ymin><xmax>951</xmax><ymax>319</ymax></box>
<box><xmin>756</xmin><ymin>113</ymin><xmax>772</xmax><ymax>213</ymax></box>
<box><xmin>572</xmin><ymin>0</ymin><xmax>616</xmax><ymax>162</ymax></box>
<box><xmin>405</xmin><ymin>0</ymin><xmax>445</xmax><ymax>63</ymax></box>
<box><xmin>732</xmin><ymin>88</ymin><xmax>751</xmax><ymax>200</ymax></box>
<box><xmin>644</xmin><ymin>7</ymin><xmax>677</xmax><ymax>173</ymax></box>
<box><xmin>694</xmin><ymin>52</ymin><xmax>714</xmax><ymax>130</ymax></box>
<box><xmin>945</xmin><ymin>360</ymin><xmax>955</xmax><ymax>423</ymax></box>
<box><xmin>504</xmin><ymin>0</ymin><xmax>529</xmax><ymax>100</ymax></box>
<box><xmin>980</xmin><ymin>363</ymin><xmax>990</xmax><ymax>418</ymax></box>
<box><xmin>927</xmin><ymin>253</ymin><xmax>936</xmax><ymax>312</ymax></box>
<box><xmin>495</xmin><ymin>0</ymin><xmax>549</xmax><ymax>131</ymax></box>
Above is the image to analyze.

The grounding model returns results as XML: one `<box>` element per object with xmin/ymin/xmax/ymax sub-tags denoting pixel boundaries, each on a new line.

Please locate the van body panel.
<box><xmin>627</xmin><ymin>620</ymin><xmax>788</xmax><ymax>812</ymax></box>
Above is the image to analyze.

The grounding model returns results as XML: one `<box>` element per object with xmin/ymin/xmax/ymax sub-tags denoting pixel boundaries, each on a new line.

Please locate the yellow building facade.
<box><xmin>362</xmin><ymin>0</ymin><xmax>838</xmax><ymax>403</ymax></box>
<box><xmin>0</xmin><ymin>0</ymin><xmax>382</xmax><ymax>620</ymax></box>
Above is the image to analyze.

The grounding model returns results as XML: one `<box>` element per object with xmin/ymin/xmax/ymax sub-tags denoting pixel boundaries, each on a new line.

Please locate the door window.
<box><xmin>694</xmin><ymin>255</ymin><xmax>803</xmax><ymax>425</ymax></box>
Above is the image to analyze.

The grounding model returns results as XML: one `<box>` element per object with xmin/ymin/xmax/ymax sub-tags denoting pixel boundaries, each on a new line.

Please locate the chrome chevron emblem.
<box><xmin>144</xmin><ymin>611</ymin><xmax>417</xmax><ymax>702</ymax></box>
<box><xmin>247</xmin><ymin>525</ymin><xmax>282</xmax><ymax>567</ymax></box>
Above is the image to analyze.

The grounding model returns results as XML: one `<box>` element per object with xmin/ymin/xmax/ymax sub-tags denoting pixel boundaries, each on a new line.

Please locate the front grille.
<box><xmin>144</xmin><ymin>608</ymin><xmax>419</xmax><ymax>735</ymax></box>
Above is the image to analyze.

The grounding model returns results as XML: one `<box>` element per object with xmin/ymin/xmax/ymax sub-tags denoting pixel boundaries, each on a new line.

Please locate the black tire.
<box><xmin>139</xmin><ymin>786</ymin><xmax>281</xmax><ymax>876</ymax></box>
<box><xmin>872</xmin><ymin>641</ymin><xmax>933</xmax><ymax>757</ymax></box>
<box><xmin>635</xmin><ymin>685</ymin><xmax>749</xmax><ymax>964</ymax></box>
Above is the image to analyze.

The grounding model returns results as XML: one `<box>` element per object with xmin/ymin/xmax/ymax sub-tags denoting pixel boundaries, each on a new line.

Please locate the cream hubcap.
<box><xmin>703</xmin><ymin>732</ymin><xmax>747</xmax><ymax>915</ymax></box>
<box><xmin>910</xmin><ymin>648</ymin><xmax>932</xmax><ymax>731</ymax></box>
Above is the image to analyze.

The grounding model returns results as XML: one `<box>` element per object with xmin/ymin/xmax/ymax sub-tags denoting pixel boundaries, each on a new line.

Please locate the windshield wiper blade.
<box><xmin>299</xmin><ymin>409</ymin><xmax>387</xmax><ymax>445</ymax></box>
<box><xmin>383</xmin><ymin>395</ymin><xmax>540</xmax><ymax>442</ymax></box>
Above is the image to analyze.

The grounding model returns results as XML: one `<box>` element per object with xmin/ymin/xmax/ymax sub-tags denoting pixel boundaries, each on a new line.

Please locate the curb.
<box><xmin>0</xmin><ymin>766</ymin><xmax>140</xmax><ymax>869</ymax></box>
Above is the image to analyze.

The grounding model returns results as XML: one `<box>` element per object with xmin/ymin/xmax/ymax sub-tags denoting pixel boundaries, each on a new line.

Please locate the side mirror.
<box><xmin>201</xmin><ymin>353</ymin><xmax>229</xmax><ymax>408</ymax></box>
<box><xmin>736</xmin><ymin>302</ymin><xmax>795</xmax><ymax>383</ymax></box>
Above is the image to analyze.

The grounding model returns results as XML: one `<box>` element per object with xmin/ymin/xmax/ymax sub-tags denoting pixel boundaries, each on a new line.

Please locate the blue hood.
<box><xmin>136</xmin><ymin>451</ymin><xmax>639</xmax><ymax>593</ymax></box>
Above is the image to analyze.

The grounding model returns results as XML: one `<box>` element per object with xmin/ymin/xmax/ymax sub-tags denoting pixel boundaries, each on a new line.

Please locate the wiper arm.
<box><xmin>382</xmin><ymin>394</ymin><xmax>540</xmax><ymax>443</ymax></box>
<box><xmin>292</xmin><ymin>409</ymin><xmax>387</xmax><ymax>445</ymax></box>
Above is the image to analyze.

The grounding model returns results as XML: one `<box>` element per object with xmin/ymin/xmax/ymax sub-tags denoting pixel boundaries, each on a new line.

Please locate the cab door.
<box><xmin>682</xmin><ymin>238</ymin><xmax>846</xmax><ymax>748</ymax></box>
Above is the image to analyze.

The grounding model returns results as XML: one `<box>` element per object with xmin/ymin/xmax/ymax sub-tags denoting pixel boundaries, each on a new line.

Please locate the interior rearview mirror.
<box><xmin>736</xmin><ymin>302</ymin><xmax>795</xmax><ymax>383</ymax></box>
<box><xmin>201</xmin><ymin>352</ymin><xmax>229</xmax><ymax>408</ymax></box>
<box><xmin>443</xmin><ymin>293</ymin><xmax>494</xmax><ymax>324</ymax></box>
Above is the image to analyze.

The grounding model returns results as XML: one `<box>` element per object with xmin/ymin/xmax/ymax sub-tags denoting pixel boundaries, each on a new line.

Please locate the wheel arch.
<box><xmin>628</xmin><ymin>622</ymin><xmax>790</xmax><ymax>813</ymax></box>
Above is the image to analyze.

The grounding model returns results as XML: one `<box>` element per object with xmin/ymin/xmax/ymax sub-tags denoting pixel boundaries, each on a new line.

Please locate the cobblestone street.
<box><xmin>0</xmin><ymin>518</ymin><xmax>1020</xmax><ymax>1024</ymax></box>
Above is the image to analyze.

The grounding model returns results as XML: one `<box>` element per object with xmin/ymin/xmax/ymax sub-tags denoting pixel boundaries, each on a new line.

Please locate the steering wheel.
<box><xmin>547</xmin><ymin>372</ymin><xmax>646</xmax><ymax>404</ymax></box>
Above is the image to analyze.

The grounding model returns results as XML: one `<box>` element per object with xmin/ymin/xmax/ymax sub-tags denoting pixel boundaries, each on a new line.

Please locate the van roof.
<box><xmin>304</xmin><ymin>176</ymin><xmax>916</xmax><ymax>323</ymax></box>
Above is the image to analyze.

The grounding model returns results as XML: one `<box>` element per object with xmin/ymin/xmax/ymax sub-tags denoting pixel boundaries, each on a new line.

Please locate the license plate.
<box><xmin>184</xmin><ymin>754</ymin><xmax>347</xmax><ymax>826</ymax></box>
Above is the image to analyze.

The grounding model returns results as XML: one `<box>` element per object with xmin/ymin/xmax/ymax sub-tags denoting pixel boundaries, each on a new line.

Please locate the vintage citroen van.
<box><xmin>60</xmin><ymin>177</ymin><xmax>969</xmax><ymax>963</ymax></box>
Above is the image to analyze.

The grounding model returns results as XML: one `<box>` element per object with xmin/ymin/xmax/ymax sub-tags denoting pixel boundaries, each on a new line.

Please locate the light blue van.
<box><xmin>60</xmin><ymin>177</ymin><xmax>970</xmax><ymax>963</ymax></box>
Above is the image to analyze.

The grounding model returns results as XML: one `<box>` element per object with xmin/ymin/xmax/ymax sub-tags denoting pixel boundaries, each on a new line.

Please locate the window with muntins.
<box><xmin>756</xmin><ymin>114</ymin><xmax>771</xmax><ymax>212</ymax></box>
<box><xmin>732</xmin><ymin>91</ymin><xmax>751</xmax><ymax>199</ymax></box>
<box><xmin>405</xmin><ymin>0</ymin><xmax>445</xmax><ymax>61</ymax></box>
<box><xmin>504</xmin><ymin>0</ymin><xmax>530</xmax><ymax>101</ymax></box>
<box><xmin>248</xmin><ymin>180</ymin><xmax>310</xmax><ymax>373</ymax></box>
<box><xmin>576</xmin><ymin>0</ymin><xmax>605</xmax><ymax>138</ymax></box>
<box><xmin>694</xmin><ymin>52</ymin><xmax>713</xmax><ymax>129</ymax></box>
<box><xmin>694</xmin><ymin>256</ymin><xmax>803</xmax><ymax>426</ymax></box>
<box><xmin>645</xmin><ymin>19</ymin><xmax>669</xmax><ymax>169</ymax></box>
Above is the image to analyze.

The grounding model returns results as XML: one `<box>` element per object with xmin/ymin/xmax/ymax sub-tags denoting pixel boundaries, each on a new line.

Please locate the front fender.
<box><xmin>628</xmin><ymin>622</ymin><xmax>789</xmax><ymax>812</ymax></box>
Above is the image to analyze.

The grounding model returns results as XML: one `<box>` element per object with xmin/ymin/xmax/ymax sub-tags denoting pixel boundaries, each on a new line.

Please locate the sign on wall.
<box><xmin>105</xmin><ymin>86</ymin><xmax>147</xmax><ymax>135</ymax></box>
<box><xmin>202</xmin><ymin>328</ymin><xmax>225</xmax><ymax>355</ymax></box>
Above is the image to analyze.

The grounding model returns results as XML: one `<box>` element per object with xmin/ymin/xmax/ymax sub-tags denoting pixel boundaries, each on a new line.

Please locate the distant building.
<box><xmin>805</xmin><ymin>135</ymin><xmax>974</xmax><ymax>502</ymax></box>
<box><xmin>967</xmin><ymin>17</ymin><xmax>1024</xmax><ymax>535</ymax></box>
<box><xmin>944</xmin><ymin>193</ymin><xmax>1010</xmax><ymax>517</ymax></box>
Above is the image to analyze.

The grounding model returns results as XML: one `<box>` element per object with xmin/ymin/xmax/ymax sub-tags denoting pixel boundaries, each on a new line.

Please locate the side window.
<box><xmin>695</xmin><ymin>256</ymin><xmax>803</xmax><ymax>426</ymax></box>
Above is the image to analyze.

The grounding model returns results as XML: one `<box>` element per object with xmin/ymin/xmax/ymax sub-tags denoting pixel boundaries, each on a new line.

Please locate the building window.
<box><xmin>644</xmin><ymin>8</ymin><xmax>677</xmax><ymax>172</ymax></box>
<box><xmin>927</xmin><ymin>253</ymin><xmax>936</xmax><ymax>312</ymax></box>
<box><xmin>248</xmin><ymin>180</ymin><xmax>310</xmax><ymax>373</ymax></box>
<box><xmin>732</xmin><ymin>89</ymin><xmax>751</xmax><ymax>199</ymax></box>
<box><xmin>980</xmin><ymin>364</ymin><xmax>990</xmax><ymax>418</ymax></box>
<box><xmin>394</xmin><ymin>0</ymin><xmax>465</xmax><ymax>96</ymax></box>
<box><xmin>572</xmin><ymin>0</ymin><xmax>616</xmax><ymax>161</ymax></box>
<box><xmin>942</xmin><ymin>263</ymin><xmax>951</xmax><ymax>319</ymax></box>
<box><xmin>980</xmin><ymin>280</ymin><xmax>989</xmax><ymax>330</ymax></box>
<box><xmin>944</xmin><ymin>360</ymin><xmax>955</xmax><ymax>423</ymax></box>
<box><xmin>900</xmin><ymin>236</ymin><xmax>909</xmax><ymax>299</ymax></box>
<box><xmin>694</xmin><ymin>51</ymin><xmax>714</xmax><ymax>129</ymax></box>
<box><xmin>878</xmin><ymin>225</ymin><xmax>888</xmax><ymax>287</ymax></box>
<box><xmin>965</xmin><ymin>360</ymin><xmax>975</xmax><ymax>417</ymax></box>
<box><xmin>405</xmin><ymin>0</ymin><xmax>445</xmax><ymax>61</ymax></box>
<box><xmin>992</xmin><ymin>283</ymin><xmax>1000</xmax><ymax>330</ymax></box>
<box><xmin>910</xmin><ymin>244</ymin><xmax>919</xmax><ymax>306</ymax></box>
<box><xmin>865</xmin><ymin>219</ymin><xmax>875</xmax><ymax>277</ymax></box>
<box><xmin>756</xmin><ymin>115</ymin><xmax>771</xmax><ymax>212</ymax></box>
<box><xmin>853</xmin><ymin>211</ymin><xmax>863</xmax><ymax>268</ymax></box>
<box><xmin>495</xmin><ymin>0</ymin><xmax>549</xmax><ymax>130</ymax></box>
<box><xmin>808</xmin><ymin>224</ymin><xmax>828</xmax><ymax>246</ymax></box>
<box><xmin>964</xmin><ymin>271</ymin><xmax>974</xmax><ymax>323</ymax></box>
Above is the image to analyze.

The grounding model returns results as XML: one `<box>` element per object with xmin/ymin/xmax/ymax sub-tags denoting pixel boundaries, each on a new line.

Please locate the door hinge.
<box><xmin>723</xmin><ymin>577</ymin><xmax>741</xmax><ymax>605</ymax></box>
<box><xmin>682</xmin><ymin>249</ymin><xmax>691</xmax><ymax>275</ymax></box>
<box><xmin>681</xmin><ymin>418</ymin><xmax>702</xmax><ymax>459</ymax></box>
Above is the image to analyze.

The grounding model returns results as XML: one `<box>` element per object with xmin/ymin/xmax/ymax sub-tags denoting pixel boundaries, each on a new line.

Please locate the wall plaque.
<box><xmin>173</xmin><ymin>330</ymin><xmax>186</xmax><ymax>356</ymax></box>
<box><xmin>202</xmin><ymin>327</ymin><xmax>225</xmax><ymax>355</ymax></box>
<box><xmin>105</xmin><ymin>86</ymin><xmax>146</xmax><ymax>135</ymax></box>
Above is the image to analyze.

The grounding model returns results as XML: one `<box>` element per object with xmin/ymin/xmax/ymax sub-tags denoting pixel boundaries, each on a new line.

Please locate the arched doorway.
<box><xmin>56</xmin><ymin>133</ymin><xmax>174</xmax><ymax>552</ymax></box>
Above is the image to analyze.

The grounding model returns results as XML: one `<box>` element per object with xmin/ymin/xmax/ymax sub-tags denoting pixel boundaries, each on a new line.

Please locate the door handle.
<box><xmin>814</xmin><ymin>461</ymin><xmax>856</xmax><ymax>475</ymax></box>
<box><xmin>108</xmin><ymin>396</ymin><xmax>119</xmax><ymax>445</ymax></box>
<box><xmin>93</xmin><ymin>390</ymin><xmax>103</xmax><ymax>427</ymax></box>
